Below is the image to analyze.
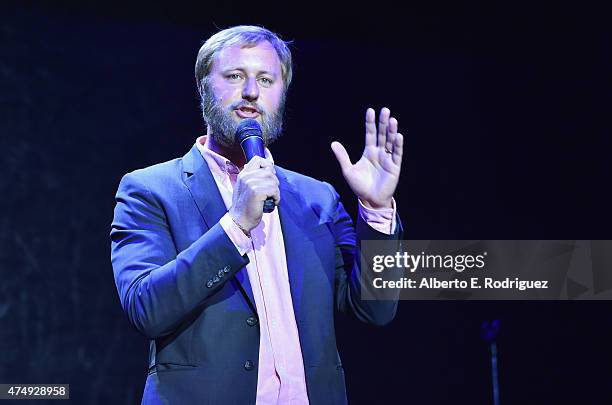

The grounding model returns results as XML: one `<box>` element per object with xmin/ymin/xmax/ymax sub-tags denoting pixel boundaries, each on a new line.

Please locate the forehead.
<box><xmin>211</xmin><ymin>41</ymin><xmax>282</xmax><ymax>74</ymax></box>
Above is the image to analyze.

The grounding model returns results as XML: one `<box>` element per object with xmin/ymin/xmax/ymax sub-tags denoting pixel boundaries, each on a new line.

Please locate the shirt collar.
<box><xmin>195</xmin><ymin>135</ymin><xmax>274</xmax><ymax>179</ymax></box>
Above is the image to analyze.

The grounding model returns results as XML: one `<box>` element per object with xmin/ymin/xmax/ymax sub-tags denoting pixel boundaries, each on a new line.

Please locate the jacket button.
<box><xmin>246</xmin><ymin>316</ymin><xmax>258</xmax><ymax>327</ymax></box>
<box><xmin>244</xmin><ymin>360</ymin><xmax>254</xmax><ymax>371</ymax></box>
<box><xmin>206</xmin><ymin>280</ymin><xmax>214</xmax><ymax>288</ymax></box>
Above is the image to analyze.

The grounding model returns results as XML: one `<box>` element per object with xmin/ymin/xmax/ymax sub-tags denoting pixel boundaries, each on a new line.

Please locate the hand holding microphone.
<box><xmin>229</xmin><ymin>119</ymin><xmax>280</xmax><ymax>233</ymax></box>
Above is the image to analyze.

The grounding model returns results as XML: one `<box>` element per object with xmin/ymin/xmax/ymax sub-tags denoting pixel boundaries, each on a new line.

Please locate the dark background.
<box><xmin>2</xmin><ymin>0</ymin><xmax>611</xmax><ymax>403</ymax></box>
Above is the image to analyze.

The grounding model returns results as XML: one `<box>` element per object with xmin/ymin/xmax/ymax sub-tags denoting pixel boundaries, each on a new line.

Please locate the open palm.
<box><xmin>331</xmin><ymin>107</ymin><xmax>403</xmax><ymax>209</ymax></box>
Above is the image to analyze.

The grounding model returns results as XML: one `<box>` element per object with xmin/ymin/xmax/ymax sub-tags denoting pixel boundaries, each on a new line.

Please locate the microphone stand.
<box><xmin>481</xmin><ymin>320</ymin><xmax>501</xmax><ymax>405</ymax></box>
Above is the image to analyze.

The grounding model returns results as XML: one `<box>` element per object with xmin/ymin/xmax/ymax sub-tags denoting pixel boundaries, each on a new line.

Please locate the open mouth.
<box><xmin>235</xmin><ymin>106</ymin><xmax>260</xmax><ymax>118</ymax></box>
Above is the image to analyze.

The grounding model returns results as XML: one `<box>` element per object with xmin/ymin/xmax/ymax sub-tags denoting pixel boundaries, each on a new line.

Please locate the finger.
<box><xmin>255</xmin><ymin>185</ymin><xmax>281</xmax><ymax>205</ymax></box>
<box><xmin>241</xmin><ymin>167</ymin><xmax>277</xmax><ymax>183</ymax></box>
<box><xmin>386</xmin><ymin>117</ymin><xmax>398</xmax><ymax>153</ymax></box>
<box><xmin>260</xmin><ymin>165</ymin><xmax>276</xmax><ymax>176</ymax></box>
<box><xmin>270</xmin><ymin>187</ymin><xmax>281</xmax><ymax>205</ymax></box>
<box><xmin>330</xmin><ymin>141</ymin><xmax>352</xmax><ymax>173</ymax></box>
<box><xmin>392</xmin><ymin>133</ymin><xmax>404</xmax><ymax>165</ymax></box>
<box><xmin>365</xmin><ymin>107</ymin><xmax>376</xmax><ymax>147</ymax></box>
<box><xmin>377</xmin><ymin>107</ymin><xmax>390</xmax><ymax>148</ymax></box>
<box><xmin>244</xmin><ymin>155</ymin><xmax>272</xmax><ymax>169</ymax></box>
<box><xmin>243</xmin><ymin>156</ymin><xmax>262</xmax><ymax>171</ymax></box>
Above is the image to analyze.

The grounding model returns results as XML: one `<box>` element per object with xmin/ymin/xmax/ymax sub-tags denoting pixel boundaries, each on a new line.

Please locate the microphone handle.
<box><xmin>263</xmin><ymin>198</ymin><xmax>275</xmax><ymax>213</ymax></box>
<box><xmin>239</xmin><ymin>134</ymin><xmax>276</xmax><ymax>213</ymax></box>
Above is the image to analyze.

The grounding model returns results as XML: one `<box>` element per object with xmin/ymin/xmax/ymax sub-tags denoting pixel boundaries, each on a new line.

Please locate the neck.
<box><xmin>206</xmin><ymin>133</ymin><xmax>247</xmax><ymax>168</ymax></box>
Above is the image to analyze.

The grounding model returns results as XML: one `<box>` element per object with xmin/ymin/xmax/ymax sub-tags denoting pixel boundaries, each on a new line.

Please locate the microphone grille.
<box><xmin>235</xmin><ymin>119</ymin><xmax>262</xmax><ymax>142</ymax></box>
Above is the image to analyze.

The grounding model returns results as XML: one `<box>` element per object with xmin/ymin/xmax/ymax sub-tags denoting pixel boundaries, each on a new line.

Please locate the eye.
<box><xmin>258</xmin><ymin>77</ymin><xmax>273</xmax><ymax>86</ymax></box>
<box><xmin>226</xmin><ymin>73</ymin><xmax>243</xmax><ymax>82</ymax></box>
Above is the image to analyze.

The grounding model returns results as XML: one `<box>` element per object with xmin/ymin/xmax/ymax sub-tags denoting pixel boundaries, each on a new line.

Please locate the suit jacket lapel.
<box><xmin>181</xmin><ymin>145</ymin><xmax>256</xmax><ymax>311</ymax></box>
<box><xmin>181</xmin><ymin>145</ymin><xmax>226</xmax><ymax>229</ymax></box>
<box><xmin>276</xmin><ymin>168</ymin><xmax>308</xmax><ymax>324</ymax></box>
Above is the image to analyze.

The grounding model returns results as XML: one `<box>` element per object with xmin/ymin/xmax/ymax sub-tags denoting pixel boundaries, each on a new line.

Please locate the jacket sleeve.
<box><xmin>327</xmin><ymin>183</ymin><xmax>403</xmax><ymax>326</ymax></box>
<box><xmin>110</xmin><ymin>172</ymin><xmax>249</xmax><ymax>339</ymax></box>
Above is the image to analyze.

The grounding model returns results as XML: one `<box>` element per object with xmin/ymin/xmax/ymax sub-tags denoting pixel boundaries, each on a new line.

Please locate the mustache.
<box><xmin>229</xmin><ymin>101</ymin><xmax>265</xmax><ymax>114</ymax></box>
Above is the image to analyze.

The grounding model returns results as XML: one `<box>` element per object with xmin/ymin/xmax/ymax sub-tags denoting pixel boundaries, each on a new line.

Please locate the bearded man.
<box><xmin>110</xmin><ymin>25</ymin><xmax>404</xmax><ymax>405</ymax></box>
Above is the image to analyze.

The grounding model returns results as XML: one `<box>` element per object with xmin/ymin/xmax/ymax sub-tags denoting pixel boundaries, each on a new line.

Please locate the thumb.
<box><xmin>331</xmin><ymin>141</ymin><xmax>352</xmax><ymax>172</ymax></box>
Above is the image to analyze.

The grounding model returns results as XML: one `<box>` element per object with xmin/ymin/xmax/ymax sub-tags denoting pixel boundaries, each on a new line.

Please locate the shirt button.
<box><xmin>246</xmin><ymin>316</ymin><xmax>258</xmax><ymax>327</ymax></box>
<box><xmin>244</xmin><ymin>360</ymin><xmax>254</xmax><ymax>371</ymax></box>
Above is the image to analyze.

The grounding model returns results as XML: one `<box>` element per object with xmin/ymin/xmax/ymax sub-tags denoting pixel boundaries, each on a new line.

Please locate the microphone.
<box><xmin>235</xmin><ymin>119</ymin><xmax>276</xmax><ymax>213</ymax></box>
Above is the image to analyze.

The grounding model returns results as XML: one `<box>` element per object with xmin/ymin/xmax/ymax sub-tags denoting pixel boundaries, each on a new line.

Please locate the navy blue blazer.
<box><xmin>110</xmin><ymin>145</ymin><xmax>401</xmax><ymax>405</ymax></box>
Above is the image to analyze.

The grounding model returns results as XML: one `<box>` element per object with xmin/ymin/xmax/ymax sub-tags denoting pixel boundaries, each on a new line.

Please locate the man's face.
<box><xmin>202</xmin><ymin>41</ymin><xmax>286</xmax><ymax>147</ymax></box>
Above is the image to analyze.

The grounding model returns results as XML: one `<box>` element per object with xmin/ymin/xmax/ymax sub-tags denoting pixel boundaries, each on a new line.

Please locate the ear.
<box><xmin>197</xmin><ymin>79</ymin><xmax>205</xmax><ymax>99</ymax></box>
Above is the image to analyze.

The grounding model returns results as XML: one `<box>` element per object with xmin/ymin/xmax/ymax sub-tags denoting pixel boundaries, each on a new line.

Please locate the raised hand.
<box><xmin>331</xmin><ymin>107</ymin><xmax>403</xmax><ymax>209</ymax></box>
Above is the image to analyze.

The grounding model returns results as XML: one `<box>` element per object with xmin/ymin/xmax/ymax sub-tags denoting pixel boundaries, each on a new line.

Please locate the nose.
<box><xmin>242</xmin><ymin>77</ymin><xmax>259</xmax><ymax>102</ymax></box>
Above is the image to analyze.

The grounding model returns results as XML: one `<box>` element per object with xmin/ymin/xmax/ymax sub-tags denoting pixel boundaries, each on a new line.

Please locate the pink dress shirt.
<box><xmin>195</xmin><ymin>136</ymin><xmax>396</xmax><ymax>405</ymax></box>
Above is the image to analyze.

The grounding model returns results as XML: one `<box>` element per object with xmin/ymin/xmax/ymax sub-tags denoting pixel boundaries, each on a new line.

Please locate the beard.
<box><xmin>201</xmin><ymin>79</ymin><xmax>285</xmax><ymax>148</ymax></box>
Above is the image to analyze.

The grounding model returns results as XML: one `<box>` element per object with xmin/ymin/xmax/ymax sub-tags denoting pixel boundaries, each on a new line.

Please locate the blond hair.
<box><xmin>195</xmin><ymin>25</ymin><xmax>293</xmax><ymax>98</ymax></box>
